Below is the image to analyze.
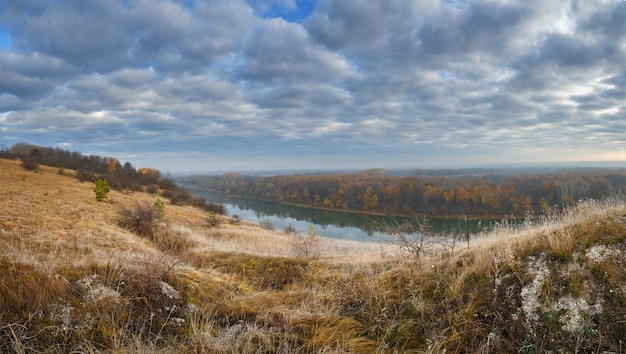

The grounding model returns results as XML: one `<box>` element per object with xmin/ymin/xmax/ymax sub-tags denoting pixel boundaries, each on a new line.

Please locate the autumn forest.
<box><xmin>178</xmin><ymin>167</ymin><xmax>626</xmax><ymax>218</ymax></box>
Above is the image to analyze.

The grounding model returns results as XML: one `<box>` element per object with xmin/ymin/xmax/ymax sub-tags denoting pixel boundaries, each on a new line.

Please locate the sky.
<box><xmin>1</xmin><ymin>0</ymin><xmax>625</xmax><ymax>172</ymax></box>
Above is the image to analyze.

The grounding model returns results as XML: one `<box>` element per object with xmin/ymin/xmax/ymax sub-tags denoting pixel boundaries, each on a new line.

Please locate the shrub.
<box><xmin>146</xmin><ymin>184</ymin><xmax>158</xmax><ymax>194</ymax></box>
<box><xmin>380</xmin><ymin>215</ymin><xmax>434</xmax><ymax>259</ymax></box>
<box><xmin>205</xmin><ymin>201</ymin><xmax>227</xmax><ymax>215</ymax></box>
<box><xmin>117</xmin><ymin>202</ymin><xmax>158</xmax><ymax>238</ymax></box>
<box><xmin>20</xmin><ymin>158</ymin><xmax>38</xmax><ymax>171</ymax></box>
<box><xmin>93</xmin><ymin>179</ymin><xmax>110</xmax><ymax>202</ymax></box>
<box><xmin>76</xmin><ymin>169</ymin><xmax>96</xmax><ymax>183</ymax></box>
<box><xmin>259</xmin><ymin>219</ymin><xmax>274</xmax><ymax>230</ymax></box>
<box><xmin>153</xmin><ymin>198</ymin><xmax>166</xmax><ymax>220</ymax></box>
<box><xmin>283</xmin><ymin>224</ymin><xmax>297</xmax><ymax>234</ymax></box>
<box><xmin>291</xmin><ymin>225</ymin><xmax>320</xmax><ymax>258</ymax></box>
<box><xmin>162</xmin><ymin>189</ymin><xmax>192</xmax><ymax>206</ymax></box>
<box><xmin>205</xmin><ymin>211</ymin><xmax>220</xmax><ymax>227</ymax></box>
<box><xmin>157</xmin><ymin>175</ymin><xmax>177</xmax><ymax>190</ymax></box>
<box><xmin>230</xmin><ymin>214</ymin><xmax>241</xmax><ymax>224</ymax></box>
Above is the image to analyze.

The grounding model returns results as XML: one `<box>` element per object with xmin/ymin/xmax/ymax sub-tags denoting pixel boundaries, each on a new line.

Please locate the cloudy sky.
<box><xmin>1</xmin><ymin>0</ymin><xmax>625</xmax><ymax>172</ymax></box>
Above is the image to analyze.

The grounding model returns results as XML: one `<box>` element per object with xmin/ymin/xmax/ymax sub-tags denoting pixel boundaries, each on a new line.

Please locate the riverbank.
<box><xmin>181</xmin><ymin>185</ymin><xmax>505</xmax><ymax>242</ymax></box>
<box><xmin>180</xmin><ymin>184</ymin><xmax>521</xmax><ymax>220</ymax></box>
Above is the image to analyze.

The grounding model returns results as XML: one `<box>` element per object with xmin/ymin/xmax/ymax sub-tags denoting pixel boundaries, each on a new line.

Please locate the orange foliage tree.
<box><xmin>108</xmin><ymin>157</ymin><xmax>116</xmax><ymax>174</ymax></box>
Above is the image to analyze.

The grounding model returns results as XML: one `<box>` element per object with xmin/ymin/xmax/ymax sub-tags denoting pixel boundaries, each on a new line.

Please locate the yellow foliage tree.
<box><xmin>363</xmin><ymin>186</ymin><xmax>379</xmax><ymax>211</ymax></box>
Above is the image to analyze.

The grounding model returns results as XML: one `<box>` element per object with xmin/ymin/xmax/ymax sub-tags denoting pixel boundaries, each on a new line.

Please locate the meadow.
<box><xmin>2</xmin><ymin>157</ymin><xmax>626</xmax><ymax>353</ymax></box>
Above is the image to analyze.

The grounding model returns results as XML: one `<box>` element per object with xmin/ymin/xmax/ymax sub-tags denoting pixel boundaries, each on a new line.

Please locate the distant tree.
<box><xmin>108</xmin><ymin>157</ymin><xmax>117</xmax><ymax>174</ymax></box>
<box><xmin>93</xmin><ymin>179</ymin><xmax>110</xmax><ymax>202</ymax></box>
<box><xmin>363</xmin><ymin>186</ymin><xmax>379</xmax><ymax>211</ymax></box>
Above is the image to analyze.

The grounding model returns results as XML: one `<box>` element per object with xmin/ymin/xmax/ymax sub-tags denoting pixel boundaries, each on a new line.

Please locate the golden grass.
<box><xmin>3</xmin><ymin>157</ymin><xmax>626</xmax><ymax>353</ymax></box>
<box><xmin>0</xmin><ymin>158</ymin><xmax>393</xmax><ymax>352</ymax></box>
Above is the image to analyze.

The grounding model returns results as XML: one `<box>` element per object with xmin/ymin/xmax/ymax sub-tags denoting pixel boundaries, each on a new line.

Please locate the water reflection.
<box><xmin>192</xmin><ymin>191</ymin><xmax>491</xmax><ymax>243</ymax></box>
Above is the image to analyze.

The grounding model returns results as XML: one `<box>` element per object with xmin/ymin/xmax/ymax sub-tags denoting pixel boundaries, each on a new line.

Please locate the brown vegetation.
<box><xmin>2</xmin><ymin>157</ymin><xmax>626</xmax><ymax>353</ymax></box>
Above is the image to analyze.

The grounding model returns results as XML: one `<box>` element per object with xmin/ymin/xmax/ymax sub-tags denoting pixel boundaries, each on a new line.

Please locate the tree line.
<box><xmin>2</xmin><ymin>143</ymin><xmax>224</xmax><ymax>213</ymax></box>
<box><xmin>177</xmin><ymin>168</ymin><xmax>626</xmax><ymax>218</ymax></box>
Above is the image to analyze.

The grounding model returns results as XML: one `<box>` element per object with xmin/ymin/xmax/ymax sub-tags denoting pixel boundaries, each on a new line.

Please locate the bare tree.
<box><xmin>291</xmin><ymin>225</ymin><xmax>320</xmax><ymax>258</ymax></box>
<box><xmin>380</xmin><ymin>215</ymin><xmax>434</xmax><ymax>259</ymax></box>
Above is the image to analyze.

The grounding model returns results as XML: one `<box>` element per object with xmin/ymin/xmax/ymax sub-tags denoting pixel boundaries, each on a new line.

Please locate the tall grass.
<box><xmin>4</xmin><ymin>158</ymin><xmax>626</xmax><ymax>352</ymax></box>
<box><xmin>476</xmin><ymin>195</ymin><xmax>626</xmax><ymax>249</ymax></box>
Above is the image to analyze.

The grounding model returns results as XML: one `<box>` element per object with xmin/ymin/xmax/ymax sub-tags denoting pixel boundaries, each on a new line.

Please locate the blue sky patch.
<box><xmin>0</xmin><ymin>30</ymin><xmax>12</xmax><ymax>49</ymax></box>
<box><xmin>247</xmin><ymin>0</ymin><xmax>317</xmax><ymax>23</ymax></box>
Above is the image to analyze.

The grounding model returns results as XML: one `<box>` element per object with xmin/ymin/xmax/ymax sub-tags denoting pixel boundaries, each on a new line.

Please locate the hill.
<box><xmin>2</xmin><ymin>157</ymin><xmax>626</xmax><ymax>352</ymax></box>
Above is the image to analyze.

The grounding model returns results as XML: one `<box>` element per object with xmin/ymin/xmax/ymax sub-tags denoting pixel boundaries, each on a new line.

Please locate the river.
<box><xmin>188</xmin><ymin>190</ymin><xmax>496</xmax><ymax>243</ymax></box>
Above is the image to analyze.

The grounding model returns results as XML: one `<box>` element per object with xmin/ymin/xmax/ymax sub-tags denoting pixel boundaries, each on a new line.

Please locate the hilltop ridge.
<box><xmin>2</xmin><ymin>157</ymin><xmax>626</xmax><ymax>353</ymax></box>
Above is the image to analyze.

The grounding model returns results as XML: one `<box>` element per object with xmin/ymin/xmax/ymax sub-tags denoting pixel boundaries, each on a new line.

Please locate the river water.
<box><xmin>189</xmin><ymin>190</ymin><xmax>493</xmax><ymax>243</ymax></box>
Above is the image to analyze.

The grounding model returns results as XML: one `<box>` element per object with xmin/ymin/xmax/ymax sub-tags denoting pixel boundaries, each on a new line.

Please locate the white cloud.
<box><xmin>0</xmin><ymin>0</ymin><xmax>625</xmax><ymax>171</ymax></box>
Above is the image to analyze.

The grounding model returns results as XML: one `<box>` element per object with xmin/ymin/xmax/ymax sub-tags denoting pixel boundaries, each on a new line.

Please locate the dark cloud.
<box><xmin>9</xmin><ymin>0</ymin><xmax>134</xmax><ymax>70</ymax></box>
<box><xmin>417</xmin><ymin>2</ymin><xmax>530</xmax><ymax>58</ymax></box>
<box><xmin>1</xmin><ymin>0</ymin><xmax>625</xmax><ymax>171</ymax></box>
<box><xmin>237</xmin><ymin>18</ymin><xmax>355</xmax><ymax>83</ymax></box>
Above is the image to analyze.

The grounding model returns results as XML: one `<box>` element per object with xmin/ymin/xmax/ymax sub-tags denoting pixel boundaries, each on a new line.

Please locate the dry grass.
<box><xmin>3</xmin><ymin>157</ymin><xmax>626</xmax><ymax>353</ymax></box>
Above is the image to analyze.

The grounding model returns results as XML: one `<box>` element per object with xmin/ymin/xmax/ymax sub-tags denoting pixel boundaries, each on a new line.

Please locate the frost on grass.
<box><xmin>520</xmin><ymin>254</ymin><xmax>605</xmax><ymax>335</ymax></box>
<box><xmin>76</xmin><ymin>274</ymin><xmax>121</xmax><ymax>302</ymax></box>
<box><xmin>160</xmin><ymin>280</ymin><xmax>181</xmax><ymax>300</ymax></box>
<box><xmin>555</xmin><ymin>296</ymin><xmax>602</xmax><ymax>333</ymax></box>
<box><xmin>585</xmin><ymin>244</ymin><xmax>621</xmax><ymax>263</ymax></box>
<box><xmin>49</xmin><ymin>302</ymin><xmax>73</xmax><ymax>332</ymax></box>
<box><xmin>520</xmin><ymin>255</ymin><xmax>549</xmax><ymax>331</ymax></box>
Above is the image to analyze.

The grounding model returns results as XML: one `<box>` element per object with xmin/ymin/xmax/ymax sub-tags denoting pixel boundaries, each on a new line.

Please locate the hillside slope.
<box><xmin>2</xmin><ymin>157</ymin><xmax>626</xmax><ymax>353</ymax></box>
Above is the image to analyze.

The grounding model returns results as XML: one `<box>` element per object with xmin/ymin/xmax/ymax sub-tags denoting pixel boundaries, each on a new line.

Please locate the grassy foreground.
<box><xmin>2</xmin><ymin>157</ymin><xmax>626</xmax><ymax>353</ymax></box>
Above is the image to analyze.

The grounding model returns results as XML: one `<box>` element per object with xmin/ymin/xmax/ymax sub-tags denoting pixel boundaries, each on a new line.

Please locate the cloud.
<box><xmin>1</xmin><ymin>0</ymin><xmax>625</xmax><ymax>171</ymax></box>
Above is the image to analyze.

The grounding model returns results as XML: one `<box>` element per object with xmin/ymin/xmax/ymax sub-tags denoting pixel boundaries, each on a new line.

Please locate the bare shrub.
<box><xmin>205</xmin><ymin>202</ymin><xmax>226</xmax><ymax>215</ymax></box>
<box><xmin>229</xmin><ymin>215</ymin><xmax>241</xmax><ymax>224</ymax></box>
<box><xmin>283</xmin><ymin>224</ymin><xmax>297</xmax><ymax>234</ymax></box>
<box><xmin>162</xmin><ymin>189</ymin><xmax>192</xmax><ymax>206</ymax></box>
<box><xmin>75</xmin><ymin>169</ymin><xmax>96</xmax><ymax>183</ymax></box>
<box><xmin>117</xmin><ymin>202</ymin><xmax>159</xmax><ymax>238</ymax></box>
<box><xmin>20</xmin><ymin>158</ymin><xmax>38</xmax><ymax>171</ymax></box>
<box><xmin>291</xmin><ymin>225</ymin><xmax>320</xmax><ymax>258</ymax></box>
<box><xmin>437</xmin><ymin>217</ymin><xmax>467</xmax><ymax>256</ymax></box>
<box><xmin>146</xmin><ymin>184</ymin><xmax>158</xmax><ymax>194</ymax></box>
<box><xmin>380</xmin><ymin>216</ymin><xmax>434</xmax><ymax>259</ymax></box>
<box><xmin>259</xmin><ymin>219</ymin><xmax>274</xmax><ymax>230</ymax></box>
